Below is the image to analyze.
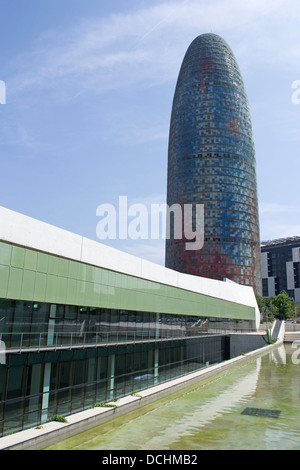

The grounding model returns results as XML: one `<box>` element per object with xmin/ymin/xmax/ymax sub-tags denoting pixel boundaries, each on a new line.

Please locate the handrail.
<box><xmin>0</xmin><ymin>325</ymin><xmax>265</xmax><ymax>353</ymax></box>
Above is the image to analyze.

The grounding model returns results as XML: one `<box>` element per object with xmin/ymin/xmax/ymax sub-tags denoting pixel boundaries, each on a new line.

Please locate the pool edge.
<box><xmin>0</xmin><ymin>340</ymin><xmax>282</xmax><ymax>451</ymax></box>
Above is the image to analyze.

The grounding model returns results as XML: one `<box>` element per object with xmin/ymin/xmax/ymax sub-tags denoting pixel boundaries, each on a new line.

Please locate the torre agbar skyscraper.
<box><xmin>165</xmin><ymin>33</ymin><xmax>262</xmax><ymax>295</ymax></box>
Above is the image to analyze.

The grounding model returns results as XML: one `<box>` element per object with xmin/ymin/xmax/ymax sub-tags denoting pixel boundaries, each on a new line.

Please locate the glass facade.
<box><xmin>0</xmin><ymin>299</ymin><xmax>216</xmax><ymax>349</ymax></box>
<box><xmin>0</xmin><ymin>299</ymin><xmax>228</xmax><ymax>436</ymax></box>
<box><xmin>166</xmin><ymin>34</ymin><xmax>262</xmax><ymax>294</ymax></box>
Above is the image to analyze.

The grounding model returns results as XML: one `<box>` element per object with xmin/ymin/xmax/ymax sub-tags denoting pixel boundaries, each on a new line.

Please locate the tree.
<box><xmin>272</xmin><ymin>290</ymin><xmax>296</xmax><ymax>320</ymax></box>
<box><xmin>256</xmin><ymin>291</ymin><xmax>297</xmax><ymax>322</ymax></box>
<box><xmin>256</xmin><ymin>294</ymin><xmax>278</xmax><ymax>323</ymax></box>
<box><xmin>255</xmin><ymin>294</ymin><xmax>265</xmax><ymax>314</ymax></box>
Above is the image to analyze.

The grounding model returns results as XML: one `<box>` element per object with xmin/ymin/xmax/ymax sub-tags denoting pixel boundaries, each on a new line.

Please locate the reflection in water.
<box><xmin>144</xmin><ymin>359</ymin><xmax>261</xmax><ymax>449</ymax></box>
<box><xmin>46</xmin><ymin>345</ymin><xmax>300</xmax><ymax>450</ymax></box>
<box><xmin>271</xmin><ymin>344</ymin><xmax>286</xmax><ymax>365</ymax></box>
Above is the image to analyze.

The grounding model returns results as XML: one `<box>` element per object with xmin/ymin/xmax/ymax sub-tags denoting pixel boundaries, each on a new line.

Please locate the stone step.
<box><xmin>284</xmin><ymin>332</ymin><xmax>300</xmax><ymax>342</ymax></box>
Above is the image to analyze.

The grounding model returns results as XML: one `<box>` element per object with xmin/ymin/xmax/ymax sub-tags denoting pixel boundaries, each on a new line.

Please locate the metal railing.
<box><xmin>0</xmin><ymin>326</ymin><xmax>240</xmax><ymax>352</ymax></box>
<box><xmin>0</xmin><ymin>322</ymin><xmax>263</xmax><ymax>353</ymax></box>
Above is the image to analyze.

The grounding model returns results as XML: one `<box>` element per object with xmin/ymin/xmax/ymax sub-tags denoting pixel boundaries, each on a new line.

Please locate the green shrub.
<box><xmin>52</xmin><ymin>415</ymin><xmax>68</xmax><ymax>423</ymax></box>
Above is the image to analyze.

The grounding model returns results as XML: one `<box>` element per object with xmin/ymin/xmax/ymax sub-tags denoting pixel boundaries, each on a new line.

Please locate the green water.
<box><xmin>46</xmin><ymin>344</ymin><xmax>300</xmax><ymax>450</ymax></box>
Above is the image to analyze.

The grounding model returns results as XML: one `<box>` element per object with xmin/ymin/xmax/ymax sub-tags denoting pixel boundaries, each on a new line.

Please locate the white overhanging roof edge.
<box><xmin>0</xmin><ymin>206</ymin><xmax>259</xmax><ymax>316</ymax></box>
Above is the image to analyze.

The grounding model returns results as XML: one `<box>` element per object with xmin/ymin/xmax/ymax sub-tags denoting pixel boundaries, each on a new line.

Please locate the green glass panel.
<box><xmin>11</xmin><ymin>245</ymin><xmax>25</xmax><ymax>268</ymax></box>
<box><xmin>120</xmin><ymin>273</ymin><xmax>128</xmax><ymax>289</ymax></box>
<box><xmin>101</xmin><ymin>270</ymin><xmax>108</xmax><ymax>285</ymax></box>
<box><xmin>83</xmin><ymin>264</ymin><xmax>94</xmax><ymax>283</ymax></box>
<box><xmin>93</xmin><ymin>267</ymin><xmax>102</xmax><ymax>284</ymax></box>
<box><xmin>7</xmin><ymin>267</ymin><xmax>23</xmax><ymax>299</ymax></box>
<box><xmin>47</xmin><ymin>256</ymin><xmax>59</xmax><ymax>276</ymax></box>
<box><xmin>68</xmin><ymin>260</ymin><xmax>80</xmax><ymax>280</ymax></box>
<box><xmin>0</xmin><ymin>242</ymin><xmax>12</xmax><ymax>266</ymax></box>
<box><xmin>0</xmin><ymin>265</ymin><xmax>9</xmax><ymax>297</ymax></box>
<box><xmin>107</xmin><ymin>270</ymin><xmax>116</xmax><ymax>287</ymax></box>
<box><xmin>45</xmin><ymin>274</ymin><xmax>58</xmax><ymax>301</ymax></box>
<box><xmin>58</xmin><ymin>258</ymin><xmax>70</xmax><ymax>278</ymax></box>
<box><xmin>76</xmin><ymin>280</ymin><xmax>86</xmax><ymax>306</ymax></box>
<box><xmin>56</xmin><ymin>277</ymin><xmax>68</xmax><ymax>303</ymax></box>
<box><xmin>21</xmin><ymin>269</ymin><xmax>36</xmax><ymax>300</ymax></box>
<box><xmin>66</xmin><ymin>278</ymin><xmax>78</xmax><ymax>305</ymax></box>
<box><xmin>36</xmin><ymin>252</ymin><xmax>49</xmax><ymax>273</ymax></box>
<box><xmin>24</xmin><ymin>250</ymin><xmax>38</xmax><ymax>271</ymax></box>
<box><xmin>34</xmin><ymin>272</ymin><xmax>47</xmax><ymax>301</ymax></box>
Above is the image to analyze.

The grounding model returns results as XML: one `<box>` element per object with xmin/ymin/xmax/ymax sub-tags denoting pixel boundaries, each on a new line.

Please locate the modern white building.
<box><xmin>0</xmin><ymin>205</ymin><xmax>262</xmax><ymax>436</ymax></box>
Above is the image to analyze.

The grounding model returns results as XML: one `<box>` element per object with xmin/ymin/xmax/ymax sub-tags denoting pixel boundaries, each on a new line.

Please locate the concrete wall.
<box><xmin>229</xmin><ymin>334</ymin><xmax>268</xmax><ymax>358</ymax></box>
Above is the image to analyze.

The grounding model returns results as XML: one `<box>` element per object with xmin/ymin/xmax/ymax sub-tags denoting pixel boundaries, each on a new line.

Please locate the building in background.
<box><xmin>261</xmin><ymin>236</ymin><xmax>300</xmax><ymax>303</ymax></box>
<box><xmin>165</xmin><ymin>33</ymin><xmax>262</xmax><ymax>295</ymax></box>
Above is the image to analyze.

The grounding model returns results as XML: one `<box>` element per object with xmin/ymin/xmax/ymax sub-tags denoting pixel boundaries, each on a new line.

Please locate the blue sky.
<box><xmin>0</xmin><ymin>0</ymin><xmax>300</xmax><ymax>265</ymax></box>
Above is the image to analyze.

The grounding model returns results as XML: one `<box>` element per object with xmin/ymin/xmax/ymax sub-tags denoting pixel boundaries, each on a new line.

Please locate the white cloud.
<box><xmin>259</xmin><ymin>203</ymin><xmax>299</xmax><ymax>214</ymax></box>
<box><xmin>0</xmin><ymin>118</ymin><xmax>37</xmax><ymax>149</ymax></box>
<box><xmin>8</xmin><ymin>0</ymin><xmax>300</xmax><ymax>101</ymax></box>
<box><xmin>261</xmin><ymin>224</ymin><xmax>300</xmax><ymax>242</ymax></box>
<box><xmin>95</xmin><ymin>193</ymin><xmax>167</xmax><ymax>265</ymax></box>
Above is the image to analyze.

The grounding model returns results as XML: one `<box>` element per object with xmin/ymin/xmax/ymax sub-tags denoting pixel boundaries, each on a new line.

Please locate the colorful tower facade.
<box><xmin>165</xmin><ymin>33</ymin><xmax>262</xmax><ymax>294</ymax></box>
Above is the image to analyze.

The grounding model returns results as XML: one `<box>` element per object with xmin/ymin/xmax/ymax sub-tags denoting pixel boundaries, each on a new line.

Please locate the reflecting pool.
<box><xmin>45</xmin><ymin>344</ymin><xmax>300</xmax><ymax>450</ymax></box>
